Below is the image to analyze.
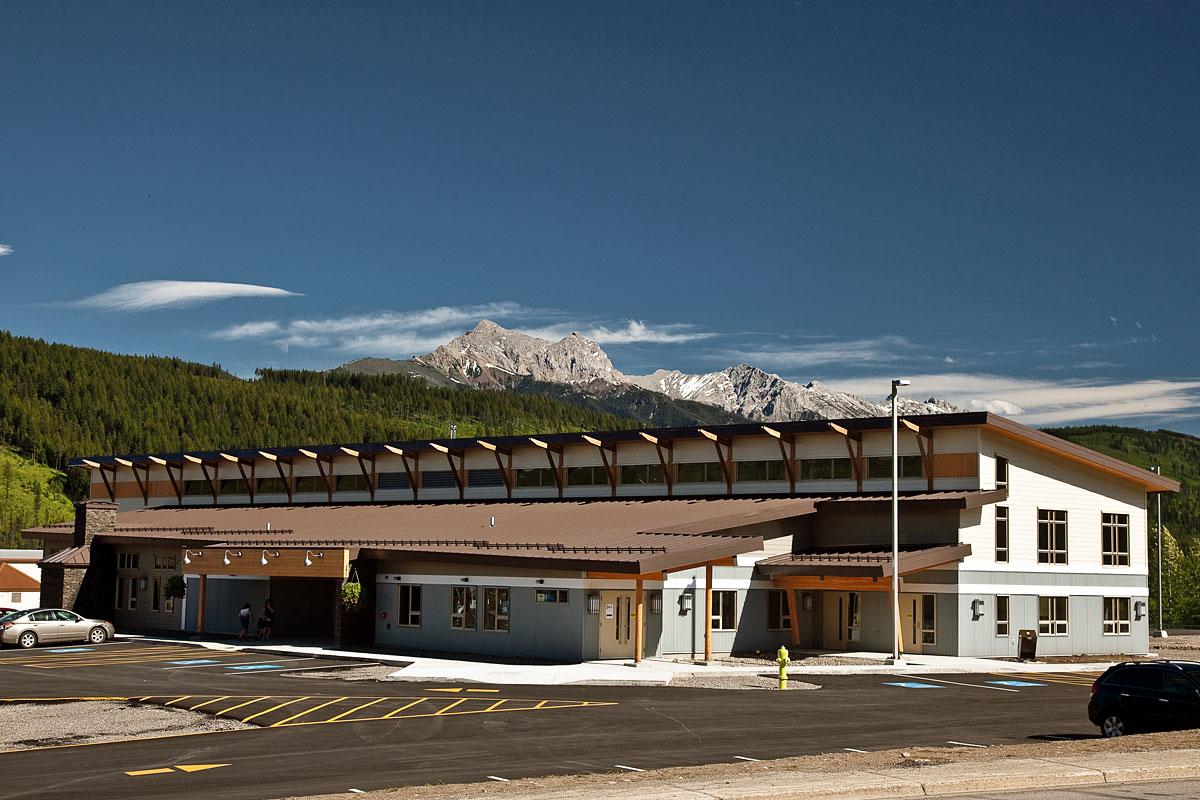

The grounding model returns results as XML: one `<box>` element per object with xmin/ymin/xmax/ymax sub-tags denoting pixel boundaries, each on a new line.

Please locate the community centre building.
<box><xmin>27</xmin><ymin>412</ymin><xmax>1177</xmax><ymax>661</ymax></box>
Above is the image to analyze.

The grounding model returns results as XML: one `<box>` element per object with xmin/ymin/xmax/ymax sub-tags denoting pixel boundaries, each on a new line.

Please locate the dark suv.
<box><xmin>1089</xmin><ymin>661</ymin><xmax>1200</xmax><ymax>737</ymax></box>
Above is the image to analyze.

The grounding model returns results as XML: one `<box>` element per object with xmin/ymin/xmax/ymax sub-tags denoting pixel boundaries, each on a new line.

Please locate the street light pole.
<box><xmin>1155</xmin><ymin>466</ymin><xmax>1166</xmax><ymax>638</ymax></box>
<box><xmin>889</xmin><ymin>379</ymin><xmax>910</xmax><ymax>664</ymax></box>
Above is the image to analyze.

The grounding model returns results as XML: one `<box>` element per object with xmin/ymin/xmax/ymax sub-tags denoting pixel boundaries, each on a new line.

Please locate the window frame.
<box><xmin>711</xmin><ymin>590</ymin><xmax>737</xmax><ymax>631</ymax></box>
<box><xmin>1038</xmin><ymin>595</ymin><xmax>1069</xmax><ymax>636</ymax></box>
<box><xmin>916</xmin><ymin>594</ymin><xmax>936</xmax><ymax>645</ymax></box>
<box><xmin>995</xmin><ymin>595</ymin><xmax>1010</xmax><ymax>637</ymax></box>
<box><xmin>127</xmin><ymin>577</ymin><xmax>138</xmax><ymax>611</ymax></box>
<box><xmin>994</xmin><ymin>506</ymin><xmax>1009</xmax><ymax>563</ymax></box>
<box><xmin>396</xmin><ymin>584</ymin><xmax>422</xmax><ymax>628</ymax></box>
<box><xmin>1101</xmin><ymin>513</ymin><xmax>1131</xmax><ymax>567</ymax></box>
<box><xmin>483</xmin><ymin>587</ymin><xmax>510</xmax><ymax>632</ymax></box>
<box><xmin>766</xmin><ymin>589</ymin><xmax>792</xmax><ymax>631</ymax></box>
<box><xmin>995</xmin><ymin>455</ymin><xmax>1009</xmax><ymax>489</ymax></box>
<box><xmin>152</xmin><ymin>578</ymin><xmax>161</xmax><ymax>612</ymax></box>
<box><xmin>450</xmin><ymin>586</ymin><xmax>477</xmax><ymax>630</ymax></box>
<box><xmin>1037</xmin><ymin>509</ymin><xmax>1069</xmax><ymax>565</ymax></box>
<box><xmin>534</xmin><ymin>589</ymin><xmax>569</xmax><ymax>604</ymax></box>
<box><xmin>1103</xmin><ymin>597</ymin><xmax>1131</xmax><ymax>635</ymax></box>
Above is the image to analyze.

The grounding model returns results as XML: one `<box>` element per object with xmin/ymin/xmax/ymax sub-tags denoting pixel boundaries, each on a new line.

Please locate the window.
<box><xmin>914</xmin><ymin>594</ymin><xmax>936</xmax><ymax>645</ymax></box>
<box><xmin>219</xmin><ymin>478</ymin><xmax>248</xmax><ymax>496</ymax></box>
<box><xmin>995</xmin><ymin>456</ymin><xmax>1008</xmax><ymax>489</ymax></box>
<box><xmin>484</xmin><ymin>588</ymin><xmax>510</xmax><ymax>632</ymax></box>
<box><xmin>799</xmin><ymin>458</ymin><xmax>854</xmax><ymax>481</ymax></box>
<box><xmin>335</xmin><ymin>474</ymin><xmax>370</xmax><ymax>493</ymax></box>
<box><xmin>114</xmin><ymin>577</ymin><xmax>124</xmax><ymax>610</ymax></box>
<box><xmin>256</xmin><ymin>476</ymin><xmax>289</xmax><ymax>495</ymax></box>
<box><xmin>450</xmin><ymin>586</ymin><xmax>477</xmax><ymax>630</ymax></box>
<box><xmin>377</xmin><ymin>472</ymin><xmax>411</xmax><ymax>491</ymax></box>
<box><xmin>996</xmin><ymin>595</ymin><xmax>1010</xmax><ymax>637</ymax></box>
<box><xmin>767</xmin><ymin>589</ymin><xmax>792</xmax><ymax>631</ymax></box>
<box><xmin>1110</xmin><ymin>667</ymin><xmax>1160</xmax><ymax>691</ymax></box>
<box><xmin>117</xmin><ymin>553</ymin><xmax>140</xmax><ymax>570</ymax></box>
<box><xmin>567</xmin><ymin>466</ymin><xmax>609</xmax><ymax>487</ymax></box>
<box><xmin>995</xmin><ymin>506</ymin><xmax>1009</xmax><ymax>563</ymax></box>
<box><xmin>619</xmin><ymin>464</ymin><xmax>665</xmax><ymax>485</ymax></box>
<box><xmin>1037</xmin><ymin>509</ymin><xmax>1069</xmax><ymax>564</ymax></box>
<box><xmin>846</xmin><ymin>592</ymin><xmax>862</xmax><ymax>642</ymax></box>
<box><xmin>183</xmin><ymin>479</ymin><xmax>211</xmax><ymax>497</ymax></box>
<box><xmin>11</xmin><ymin>592</ymin><xmax>20</xmax><ymax>603</ymax></box>
<box><xmin>867</xmin><ymin>456</ymin><xmax>924</xmax><ymax>479</ymax></box>
<box><xmin>534</xmin><ymin>589</ymin><xmax>569</xmax><ymax>603</ymax></box>
<box><xmin>676</xmin><ymin>462</ymin><xmax>725</xmax><ymax>484</ymax></box>
<box><xmin>127</xmin><ymin>578</ymin><xmax>138</xmax><ymax>612</ymax></box>
<box><xmin>1104</xmin><ymin>597</ymin><xmax>1131</xmax><ymax>635</ymax></box>
<box><xmin>1102</xmin><ymin>513</ymin><xmax>1130</xmax><ymax>567</ymax></box>
<box><xmin>152</xmin><ymin>578</ymin><xmax>161</xmax><ymax>611</ymax></box>
<box><xmin>1164</xmin><ymin>671</ymin><xmax>1196</xmax><ymax>697</ymax></box>
<box><xmin>735</xmin><ymin>460</ymin><xmax>788</xmax><ymax>482</ymax></box>
<box><xmin>294</xmin><ymin>476</ymin><xmax>327</xmax><ymax>494</ymax></box>
<box><xmin>1038</xmin><ymin>596</ymin><xmax>1068</xmax><ymax>636</ymax></box>
<box><xmin>153</xmin><ymin>553</ymin><xmax>178</xmax><ymax>570</ymax></box>
<box><xmin>515</xmin><ymin>468</ymin><xmax>556</xmax><ymax>488</ymax></box>
<box><xmin>396</xmin><ymin>585</ymin><xmax>421</xmax><ymax>627</ymax></box>
<box><xmin>711</xmin><ymin>590</ymin><xmax>737</xmax><ymax>631</ymax></box>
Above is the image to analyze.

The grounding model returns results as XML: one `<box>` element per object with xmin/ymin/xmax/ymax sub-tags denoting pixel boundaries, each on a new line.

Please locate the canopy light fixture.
<box><xmin>222</xmin><ymin>549</ymin><xmax>242</xmax><ymax>566</ymax></box>
<box><xmin>182</xmin><ymin>549</ymin><xmax>203</xmax><ymax>566</ymax></box>
<box><xmin>260</xmin><ymin>549</ymin><xmax>280</xmax><ymax>566</ymax></box>
<box><xmin>304</xmin><ymin>550</ymin><xmax>324</xmax><ymax>567</ymax></box>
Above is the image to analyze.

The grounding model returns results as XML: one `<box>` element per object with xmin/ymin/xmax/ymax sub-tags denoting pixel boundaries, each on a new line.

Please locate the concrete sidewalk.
<box><xmin>120</xmin><ymin>634</ymin><xmax>1123</xmax><ymax>685</ymax></box>
<box><xmin>312</xmin><ymin>749</ymin><xmax>1200</xmax><ymax>799</ymax></box>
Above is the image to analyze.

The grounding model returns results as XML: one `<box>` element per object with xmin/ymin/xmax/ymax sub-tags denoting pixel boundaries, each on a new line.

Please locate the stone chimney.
<box><xmin>73</xmin><ymin>500</ymin><xmax>119</xmax><ymax>548</ymax></box>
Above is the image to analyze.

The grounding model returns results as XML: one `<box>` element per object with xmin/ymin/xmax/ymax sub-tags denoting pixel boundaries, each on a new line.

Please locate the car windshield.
<box><xmin>1180</xmin><ymin>664</ymin><xmax>1200</xmax><ymax>677</ymax></box>
<box><xmin>0</xmin><ymin>610</ymin><xmax>26</xmax><ymax>623</ymax></box>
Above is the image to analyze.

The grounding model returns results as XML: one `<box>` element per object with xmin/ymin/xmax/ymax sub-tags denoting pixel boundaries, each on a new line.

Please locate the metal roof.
<box><xmin>39</xmin><ymin>546</ymin><xmax>91</xmax><ymax>568</ymax></box>
<box><xmin>0</xmin><ymin>563</ymin><xmax>41</xmax><ymax>591</ymax></box>
<box><xmin>755</xmin><ymin>543</ymin><xmax>973</xmax><ymax>578</ymax></box>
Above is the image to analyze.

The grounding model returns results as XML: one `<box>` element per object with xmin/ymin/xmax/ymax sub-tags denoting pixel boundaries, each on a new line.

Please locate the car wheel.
<box><xmin>88</xmin><ymin>627</ymin><xmax>108</xmax><ymax>644</ymax></box>
<box><xmin>1100</xmin><ymin>713</ymin><xmax>1127</xmax><ymax>738</ymax></box>
<box><xmin>17</xmin><ymin>631</ymin><xmax>38</xmax><ymax>649</ymax></box>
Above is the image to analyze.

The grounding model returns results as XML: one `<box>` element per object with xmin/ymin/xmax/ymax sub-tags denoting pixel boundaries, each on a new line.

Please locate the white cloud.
<box><xmin>73</xmin><ymin>280</ymin><xmax>301</xmax><ymax>311</ymax></box>
<box><xmin>210</xmin><ymin>320</ymin><xmax>283</xmax><ymax>341</ymax></box>
<box><xmin>728</xmin><ymin>335</ymin><xmax>916</xmax><ymax>369</ymax></box>
<box><xmin>0</xmin><ymin>244</ymin><xmax>12</xmax><ymax>256</ymax></box>
<box><xmin>585</xmin><ymin>320</ymin><xmax>715</xmax><ymax>345</ymax></box>
<box><xmin>834</xmin><ymin>372</ymin><xmax>1200</xmax><ymax>426</ymax></box>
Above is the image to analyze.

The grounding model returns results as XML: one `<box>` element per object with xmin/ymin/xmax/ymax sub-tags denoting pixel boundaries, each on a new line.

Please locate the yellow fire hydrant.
<box><xmin>777</xmin><ymin>644</ymin><xmax>790</xmax><ymax>690</ymax></box>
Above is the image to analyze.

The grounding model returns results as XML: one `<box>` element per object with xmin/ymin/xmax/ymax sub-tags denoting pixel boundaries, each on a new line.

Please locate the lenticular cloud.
<box><xmin>73</xmin><ymin>280</ymin><xmax>301</xmax><ymax>311</ymax></box>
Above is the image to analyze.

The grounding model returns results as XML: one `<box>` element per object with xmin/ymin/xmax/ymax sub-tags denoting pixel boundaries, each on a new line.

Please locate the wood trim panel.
<box><xmin>771</xmin><ymin>575</ymin><xmax>896</xmax><ymax>592</ymax></box>
<box><xmin>932</xmin><ymin>452</ymin><xmax>979</xmax><ymax>478</ymax></box>
<box><xmin>182</xmin><ymin>547</ymin><xmax>349</xmax><ymax>579</ymax></box>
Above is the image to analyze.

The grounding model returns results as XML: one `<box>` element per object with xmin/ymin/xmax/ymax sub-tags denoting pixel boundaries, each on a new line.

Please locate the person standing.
<box><xmin>259</xmin><ymin>598</ymin><xmax>275</xmax><ymax>641</ymax></box>
<box><xmin>238</xmin><ymin>603</ymin><xmax>253</xmax><ymax>641</ymax></box>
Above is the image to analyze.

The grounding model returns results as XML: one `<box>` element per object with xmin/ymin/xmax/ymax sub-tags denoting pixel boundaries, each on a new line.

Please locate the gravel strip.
<box><xmin>669</xmin><ymin>673</ymin><xmax>821</xmax><ymax>690</ymax></box>
<box><xmin>0</xmin><ymin>701</ymin><xmax>250</xmax><ymax>750</ymax></box>
<box><xmin>700</xmin><ymin>654</ymin><xmax>887</xmax><ymax>667</ymax></box>
<box><xmin>283</xmin><ymin>665</ymin><xmax>402</xmax><ymax>681</ymax></box>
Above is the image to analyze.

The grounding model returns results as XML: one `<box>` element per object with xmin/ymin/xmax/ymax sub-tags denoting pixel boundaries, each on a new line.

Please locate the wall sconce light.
<box><xmin>650</xmin><ymin>592</ymin><xmax>663</xmax><ymax>615</ymax></box>
<box><xmin>459</xmin><ymin>576</ymin><xmax>469</xmax><ymax>583</ymax></box>
<box><xmin>260</xmin><ymin>549</ymin><xmax>280</xmax><ymax>566</ymax></box>
<box><xmin>138</xmin><ymin>576</ymin><xmax>148</xmax><ymax>591</ymax></box>
<box><xmin>971</xmin><ymin>599</ymin><xmax>985</xmax><ymax>621</ymax></box>
<box><xmin>534</xmin><ymin>578</ymin><xmax>545</xmax><ymax>585</ymax></box>
<box><xmin>222</xmin><ymin>549</ymin><xmax>242</xmax><ymax>566</ymax></box>
<box><xmin>680</xmin><ymin>592</ymin><xmax>693</xmax><ymax>614</ymax></box>
<box><xmin>587</xmin><ymin>593</ymin><xmax>600</xmax><ymax>615</ymax></box>
<box><xmin>1135</xmin><ymin>600</ymin><xmax>1147</xmax><ymax>621</ymax></box>
<box><xmin>304</xmin><ymin>550</ymin><xmax>324</xmax><ymax>567</ymax></box>
<box><xmin>183</xmin><ymin>549</ymin><xmax>202</xmax><ymax>566</ymax></box>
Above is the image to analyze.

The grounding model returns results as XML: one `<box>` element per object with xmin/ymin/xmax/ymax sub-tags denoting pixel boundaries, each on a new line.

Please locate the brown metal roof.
<box><xmin>755</xmin><ymin>543</ymin><xmax>972</xmax><ymax>578</ymax></box>
<box><xmin>0</xmin><ymin>563</ymin><xmax>41</xmax><ymax>591</ymax></box>
<box><xmin>65</xmin><ymin>498</ymin><xmax>820</xmax><ymax>573</ymax></box>
<box><xmin>39</xmin><ymin>546</ymin><xmax>91</xmax><ymax>567</ymax></box>
<box><xmin>816</xmin><ymin>489</ymin><xmax>1007</xmax><ymax>510</ymax></box>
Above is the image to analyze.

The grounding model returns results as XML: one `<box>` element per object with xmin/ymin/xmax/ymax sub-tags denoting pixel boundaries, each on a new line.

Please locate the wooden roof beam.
<box><xmin>582</xmin><ymin>435</ymin><xmax>619</xmax><ymax>497</ymax></box>
<box><xmin>762</xmin><ymin>425</ymin><xmax>797</xmax><ymax>495</ymax></box>
<box><xmin>430</xmin><ymin>442</ymin><xmax>467</xmax><ymax>499</ymax></box>
<box><xmin>828</xmin><ymin>423</ymin><xmax>864</xmax><ymax>492</ymax></box>
<box><xmin>298</xmin><ymin>448</ymin><xmax>335</xmax><ymax>502</ymax></box>
<box><xmin>479</xmin><ymin>441</ymin><xmax>515</xmax><ymax>499</ymax></box>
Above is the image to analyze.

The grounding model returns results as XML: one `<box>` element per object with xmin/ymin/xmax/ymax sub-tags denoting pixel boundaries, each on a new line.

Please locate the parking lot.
<box><xmin>0</xmin><ymin>639</ymin><xmax>1103</xmax><ymax>800</ymax></box>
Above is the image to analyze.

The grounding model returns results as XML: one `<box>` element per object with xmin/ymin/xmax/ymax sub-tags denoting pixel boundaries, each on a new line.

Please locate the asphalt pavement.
<box><xmin>0</xmin><ymin>640</ymin><xmax>1103</xmax><ymax>800</ymax></box>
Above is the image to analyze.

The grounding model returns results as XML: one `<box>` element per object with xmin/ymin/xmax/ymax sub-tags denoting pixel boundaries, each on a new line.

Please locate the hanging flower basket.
<box><xmin>341</xmin><ymin>580</ymin><xmax>362</xmax><ymax>609</ymax></box>
<box><xmin>163</xmin><ymin>574</ymin><xmax>187</xmax><ymax>599</ymax></box>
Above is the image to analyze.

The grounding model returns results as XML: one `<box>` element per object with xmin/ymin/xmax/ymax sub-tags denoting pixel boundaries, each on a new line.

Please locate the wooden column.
<box><xmin>635</xmin><ymin>577</ymin><xmax>644</xmax><ymax>663</ymax></box>
<box><xmin>704</xmin><ymin>562</ymin><xmax>713</xmax><ymax>663</ymax></box>
<box><xmin>786</xmin><ymin>589</ymin><xmax>801</xmax><ymax>647</ymax></box>
<box><xmin>197</xmin><ymin>574</ymin><xmax>208</xmax><ymax>634</ymax></box>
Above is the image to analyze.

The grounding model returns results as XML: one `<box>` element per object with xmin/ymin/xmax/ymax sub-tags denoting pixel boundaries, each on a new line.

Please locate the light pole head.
<box><xmin>892</xmin><ymin>379</ymin><xmax>911</xmax><ymax>389</ymax></box>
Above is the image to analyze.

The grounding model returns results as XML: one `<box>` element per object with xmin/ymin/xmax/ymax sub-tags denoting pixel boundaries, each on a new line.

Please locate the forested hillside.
<box><xmin>0</xmin><ymin>448</ymin><xmax>75</xmax><ymax>547</ymax></box>
<box><xmin>0</xmin><ymin>331</ymin><xmax>632</xmax><ymax>502</ymax></box>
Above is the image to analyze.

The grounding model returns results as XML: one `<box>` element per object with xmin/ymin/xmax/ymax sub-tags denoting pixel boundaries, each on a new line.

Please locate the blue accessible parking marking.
<box><xmin>987</xmin><ymin>680</ymin><xmax>1046</xmax><ymax>687</ymax></box>
<box><xmin>228</xmin><ymin>664</ymin><xmax>284</xmax><ymax>671</ymax></box>
<box><xmin>882</xmin><ymin>681</ymin><xmax>944</xmax><ymax>689</ymax></box>
<box><xmin>48</xmin><ymin>648</ymin><xmax>93</xmax><ymax>653</ymax></box>
<box><xmin>167</xmin><ymin>659</ymin><xmax>220</xmax><ymax>665</ymax></box>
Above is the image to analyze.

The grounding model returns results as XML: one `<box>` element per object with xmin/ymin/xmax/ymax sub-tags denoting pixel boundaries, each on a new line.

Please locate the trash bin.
<box><xmin>1018</xmin><ymin>628</ymin><xmax>1037</xmax><ymax>661</ymax></box>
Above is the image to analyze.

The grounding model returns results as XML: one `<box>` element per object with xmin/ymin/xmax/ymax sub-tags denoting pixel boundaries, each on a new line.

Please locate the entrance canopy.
<box><xmin>180</xmin><ymin>546</ymin><xmax>349</xmax><ymax>579</ymax></box>
<box><xmin>756</xmin><ymin>543</ymin><xmax>972</xmax><ymax>585</ymax></box>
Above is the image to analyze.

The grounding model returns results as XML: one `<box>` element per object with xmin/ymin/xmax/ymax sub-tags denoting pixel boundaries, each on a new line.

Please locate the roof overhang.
<box><xmin>756</xmin><ymin>543</ymin><xmax>972</xmax><ymax>580</ymax></box>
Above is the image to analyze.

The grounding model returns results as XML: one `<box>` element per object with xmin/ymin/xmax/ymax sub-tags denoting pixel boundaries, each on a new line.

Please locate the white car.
<box><xmin>0</xmin><ymin>608</ymin><xmax>115</xmax><ymax>649</ymax></box>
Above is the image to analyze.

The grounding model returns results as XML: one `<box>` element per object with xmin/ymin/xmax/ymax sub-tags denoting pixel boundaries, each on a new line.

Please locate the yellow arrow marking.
<box><xmin>426</xmin><ymin>687</ymin><xmax>463</xmax><ymax>693</ymax></box>
<box><xmin>126</xmin><ymin>768</ymin><xmax>174</xmax><ymax>776</ymax></box>
<box><xmin>175</xmin><ymin>764</ymin><xmax>230</xmax><ymax>773</ymax></box>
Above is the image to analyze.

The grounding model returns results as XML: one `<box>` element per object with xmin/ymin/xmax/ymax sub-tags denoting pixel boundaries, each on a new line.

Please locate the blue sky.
<box><xmin>2</xmin><ymin>2</ymin><xmax>1198</xmax><ymax>431</ymax></box>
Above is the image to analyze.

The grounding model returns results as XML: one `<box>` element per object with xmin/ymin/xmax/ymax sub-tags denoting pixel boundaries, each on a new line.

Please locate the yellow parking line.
<box><xmin>188</xmin><ymin>696</ymin><xmax>230</xmax><ymax>710</ymax></box>
<box><xmin>281</xmin><ymin>699</ymin><xmax>618</xmax><ymax>728</ymax></box>
<box><xmin>467</xmin><ymin>688</ymin><xmax>500</xmax><ymax>693</ymax></box>
<box><xmin>270</xmin><ymin>696</ymin><xmax>348</xmax><ymax>727</ymax></box>
<box><xmin>382</xmin><ymin>697</ymin><xmax>429</xmax><ymax>719</ymax></box>
<box><xmin>242</xmin><ymin>696</ymin><xmax>310</xmax><ymax>723</ymax></box>
<box><xmin>325</xmin><ymin>697</ymin><xmax>385</xmax><ymax>722</ymax></box>
<box><xmin>214</xmin><ymin>696</ymin><xmax>271</xmax><ymax>717</ymax></box>
<box><xmin>163</xmin><ymin>696</ymin><xmax>192</xmax><ymax>706</ymax></box>
<box><xmin>482</xmin><ymin>699</ymin><xmax>507</xmax><ymax>712</ymax></box>
<box><xmin>126</xmin><ymin>768</ymin><xmax>175</xmax><ymax>776</ymax></box>
<box><xmin>433</xmin><ymin>698</ymin><xmax>468</xmax><ymax>715</ymax></box>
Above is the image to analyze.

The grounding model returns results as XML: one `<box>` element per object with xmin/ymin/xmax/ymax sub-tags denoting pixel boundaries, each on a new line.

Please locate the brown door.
<box><xmin>598</xmin><ymin>590</ymin><xmax>635</xmax><ymax>659</ymax></box>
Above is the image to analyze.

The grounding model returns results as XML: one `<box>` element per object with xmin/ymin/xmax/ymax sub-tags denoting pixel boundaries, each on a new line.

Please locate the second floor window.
<box><xmin>995</xmin><ymin>506</ymin><xmax>1009</xmax><ymax>562</ymax></box>
<box><xmin>1102</xmin><ymin>513</ymin><xmax>1130</xmax><ymax>566</ymax></box>
<box><xmin>995</xmin><ymin>456</ymin><xmax>1009</xmax><ymax>488</ymax></box>
<box><xmin>1038</xmin><ymin>509</ymin><xmax>1068</xmax><ymax>564</ymax></box>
